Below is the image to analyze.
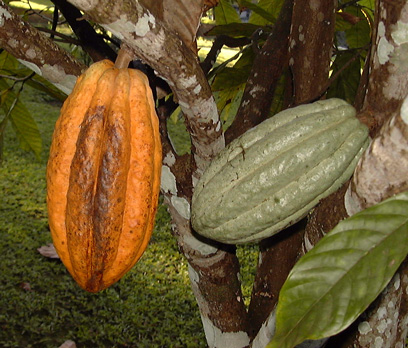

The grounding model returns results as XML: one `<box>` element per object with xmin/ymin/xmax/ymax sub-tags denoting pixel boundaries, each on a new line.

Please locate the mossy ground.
<box><xmin>0</xmin><ymin>83</ymin><xmax>258</xmax><ymax>347</ymax></box>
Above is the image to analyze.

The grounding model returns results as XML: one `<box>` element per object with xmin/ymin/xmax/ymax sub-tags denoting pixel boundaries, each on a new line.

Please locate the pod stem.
<box><xmin>115</xmin><ymin>46</ymin><xmax>133</xmax><ymax>69</ymax></box>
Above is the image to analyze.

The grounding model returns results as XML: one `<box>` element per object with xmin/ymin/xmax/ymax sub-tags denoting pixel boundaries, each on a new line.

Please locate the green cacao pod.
<box><xmin>191</xmin><ymin>98</ymin><xmax>369</xmax><ymax>244</ymax></box>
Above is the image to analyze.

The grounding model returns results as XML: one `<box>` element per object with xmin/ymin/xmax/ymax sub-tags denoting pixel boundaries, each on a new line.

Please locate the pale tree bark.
<box><xmin>0</xmin><ymin>0</ymin><xmax>85</xmax><ymax>94</ymax></box>
<box><xmin>302</xmin><ymin>0</ymin><xmax>408</xmax><ymax>347</ymax></box>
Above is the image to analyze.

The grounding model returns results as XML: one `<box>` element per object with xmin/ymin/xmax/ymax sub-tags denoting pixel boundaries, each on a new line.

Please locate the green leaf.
<box><xmin>208</xmin><ymin>46</ymin><xmax>254</xmax><ymax>85</ymax></box>
<box><xmin>267</xmin><ymin>191</ymin><xmax>408</xmax><ymax>348</ymax></box>
<box><xmin>358</xmin><ymin>0</ymin><xmax>375</xmax><ymax>23</ymax></box>
<box><xmin>25</xmin><ymin>74</ymin><xmax>67</xmax><ymax>102</ymax></box>
<box><xmin>0</xmin><ymin>78</ymin><xmax>42</xmax><ymax>159</ymax></box>
<box><xmin>220</xmin><ymin>85</ymin><xmax>244</xmax><ymax>128</ymax></box>
<box><xmin>0</xmin><ymin>50</ymin><xmax>19</xmax><ymax>70</ymax></box>
<box><xmin>212</xmin><ymin>66</ymin><xmax>250</xmax><ymax>91</ymax></box>
<box><xmin>344</xmin><ymin>6</ymin><xmax>371</xmax><ymax>49</ymax></box>
<box><xmin>238</xmin><ymin>0</ymin><xmax>277</xmax><ymax>24</ymax></box>
<box><xmin>327</xmin><ymin>51</ymin><xmax>362</xmax><ymax>104</ymax></box>
<box><xmin>206</xmin><ymin>22</ymin><xmax>268</xmax><ymax>38</ymax></box>
<box><xmin>248</xmin><ymin>0</ymin><xmax>284</xmax><ymax>26</ymax></box>
<box><xmin>0</xmin><ymin>52</ymin><xmax>67</xmax><ymax>102</ymax></box>
<box><xmin>214</xmin><ymin>0</ymin><xmax>241</xmax><ymax>25</ymax></box>
<box><xmin>268</xmin><ymin>70</ymin><xmax>287</xmax><ymax>117</ymax></box>
<box><xmin>335</xmin><ymin>13</ymin><xmax>353</xmax><ymax>32</ymax></box>
<box><xmin>169</xmin><ymin>105</ymin><xmax>181</xmax><ymax>123</ymax></box>
<box><xmin>214</xmin><ymin>83</ymin><xmax>244</xmax><ymax>125</ymax></box>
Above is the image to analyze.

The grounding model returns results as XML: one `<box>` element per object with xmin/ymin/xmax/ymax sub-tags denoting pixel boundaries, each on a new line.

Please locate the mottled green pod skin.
<box><xmin>191</xmin><ymin>98</ymin><xmax>369</xmax><ymax>244</ymax></box>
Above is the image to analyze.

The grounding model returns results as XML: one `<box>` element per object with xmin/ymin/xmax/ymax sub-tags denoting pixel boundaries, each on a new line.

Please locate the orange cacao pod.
<box><xmin>46</xmin><ymin>60</ymin><xmax>162</xmax><ymax>292</ymax></box>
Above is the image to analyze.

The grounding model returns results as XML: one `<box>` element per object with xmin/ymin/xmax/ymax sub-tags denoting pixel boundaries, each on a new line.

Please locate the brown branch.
<box><xmin>301</xmin><ymin>48</ymin><xmax>366</xmax><ymax>105</ymax></box>
<box><xmin>247</xmin><ymin>221</ymin><xmax>305</xmax><ymax>338</ymax></box>
<box><xmin>201</xmin><ymin>35</ymin><xmax>251</xmax><ymax>75</ymax></box>
<box><xmin>225</xmin><ymin>0</ymin><xmax>294</xmax><ymax>144</ymax></box>
<box><xmin>36</xmin><ymin>27</ymin><xmax>81</xmax><ymax>45</ymax></box>
<box><xmin>288</xmin><ymin>0</ymin><xmax>337</xmax><ymax>105</ymax></box>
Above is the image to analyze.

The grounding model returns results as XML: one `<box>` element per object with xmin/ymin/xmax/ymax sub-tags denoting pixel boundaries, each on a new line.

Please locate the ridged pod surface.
<box><xmin>47</xmin><ymin>60</ymin><xmax>162</xmax><ymax>292</ymax></box>
<box><xmin>191</xmin><ymin>99</ymin><xmax>369</xmax><ymax>244</ymax></box>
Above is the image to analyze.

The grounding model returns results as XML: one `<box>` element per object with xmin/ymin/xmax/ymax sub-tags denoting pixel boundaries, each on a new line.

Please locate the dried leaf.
<box><xmin>58</xmin><ymin>340</ymin><xmax>77</xmax><ymax>348</ymax></box>
<box><xmin>19</xmin><ymin>282</ymin><xmax>32</xmax><ymax>291</ymax></box>
<box><xmin>37</xmin><ymin>243</ymin><xmax>60</xmax><ymax>259</ymax></box>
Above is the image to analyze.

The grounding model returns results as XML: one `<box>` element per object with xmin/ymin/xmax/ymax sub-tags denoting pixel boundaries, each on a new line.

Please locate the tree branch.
<box><xmin>247</xmin><ymin>222</ymin><xmax>305</xmax><ymax>338</ymax></box>
<box><xmin>225</xmin><ymin>0</ymin><xmax>294</xmax><ymax>144</ymax></box>
<box><xmin>201</xmin><ymin>35</ymin><xmax>251</xmax><ymax>75</ymax></box>
<box><xmin>0</xmin><ymin>0</ymin><xmax>85</xmax><ymax>94</ymax></box>
<box><xmin>50</xmin><ymin>0</ymin><xmax>117</xmax><ymax>62</ymax></box>
<box><xmin>288</xmin><ymin>0</ymin><xmax>337</xmax><ymax>105</ymax></box>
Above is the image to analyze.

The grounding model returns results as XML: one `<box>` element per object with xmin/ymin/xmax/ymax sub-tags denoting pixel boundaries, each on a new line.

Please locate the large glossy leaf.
<box><xmin>0</xmin><ymin>50</ymin><xmax>19</xmax><ymax>70</ymax></box>
<box><xmin>212</xmin><ymin>66</ymin><xmax>249</xmax><ymax>90</ymax></box>
<box><xmin>267</xmin><ymin>191</ymin><xmax>408</xmax><ymax>348</ymax></box>
<box><xmin>358</xmin><ymin>0</ymin><xmax>375</xmax><ymax>23</ymax></box>
<box><xmin>220</xmin><ymin>85</ymin><xmax>244</xmax><ymax>127</ymax></box>
<box><xmin>0</xmin><ymin>78</ymin><xmax>42</xmax><ymax>159</ymax></box>
<box><xmin>213</xmin><ymin>83</ymin><xmax>244</xmax><ymax>126</ymax></box>
<box><xmin>209</xmin><ymin>46</ymin><xmax>254</xmax><ymax>86</ymax></box>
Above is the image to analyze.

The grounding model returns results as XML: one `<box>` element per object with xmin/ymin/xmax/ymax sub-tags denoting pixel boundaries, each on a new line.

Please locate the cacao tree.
<box><xmin>1</xmin><ymin>0</ymin><xmax>407</xmax><ymax>347</ymax></box>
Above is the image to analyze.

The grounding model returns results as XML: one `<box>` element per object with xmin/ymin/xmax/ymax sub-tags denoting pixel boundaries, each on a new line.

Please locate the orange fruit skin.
<box><xmin>47</xmin><ymin>60</ymin><xmax>162</xmax><ymax>292</ymax></box>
